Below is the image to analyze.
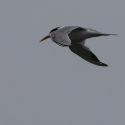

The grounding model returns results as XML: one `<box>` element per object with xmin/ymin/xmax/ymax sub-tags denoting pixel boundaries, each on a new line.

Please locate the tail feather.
<box><xmin>101</xmin><ymin>33</ymin><xmax>117</xmax><ymax>36</ymax></box>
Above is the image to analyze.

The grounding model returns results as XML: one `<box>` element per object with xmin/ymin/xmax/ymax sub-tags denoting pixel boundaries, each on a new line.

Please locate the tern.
<box><xmin>40</xmin><ymin>26</ymin><xmax>116</xmax><ymax>66</ymax></box>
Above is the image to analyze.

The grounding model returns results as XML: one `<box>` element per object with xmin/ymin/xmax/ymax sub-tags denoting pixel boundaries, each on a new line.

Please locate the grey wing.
<box><xmin>50</xmin><ymin>26</ymin><xmax>78</xmax><ymax>46</ymax></box>
<box><xmin>69</xmin><ymin>44</ymin><xmax>108</xmax><ymax>66</ymax></box>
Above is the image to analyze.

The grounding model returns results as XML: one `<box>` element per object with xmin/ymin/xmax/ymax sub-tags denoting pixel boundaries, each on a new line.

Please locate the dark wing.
<box><xmin>69</xmin><ymin>44</ymin><xmax>108</xmax><ymax>66</ymax></box>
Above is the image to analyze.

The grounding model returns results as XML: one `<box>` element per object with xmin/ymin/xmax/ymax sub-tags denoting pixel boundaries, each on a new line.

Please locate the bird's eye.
<box><xmin>49</xmin><ymin>27</ymin><xmax>60</xmax><ymax>33</ymax></box>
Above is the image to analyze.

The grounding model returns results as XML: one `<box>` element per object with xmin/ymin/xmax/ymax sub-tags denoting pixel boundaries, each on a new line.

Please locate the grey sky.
<box><xmin>0</xmin><ymin>1</ymin><xmax>125</xmax><ymax>125</ymax></box>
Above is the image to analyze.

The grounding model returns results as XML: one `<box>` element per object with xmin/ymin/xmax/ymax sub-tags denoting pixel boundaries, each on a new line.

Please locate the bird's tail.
<box><xmin>101</xmin><ymin>33</ymin><xmax>117</xmax><ymax>36</ymax></box>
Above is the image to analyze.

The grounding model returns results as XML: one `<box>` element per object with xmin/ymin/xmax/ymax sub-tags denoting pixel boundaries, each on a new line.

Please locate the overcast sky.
<box><xmin>0</xmin><ymin>1</ymin><xmax>125</xmax><ymax>125</ymax></box>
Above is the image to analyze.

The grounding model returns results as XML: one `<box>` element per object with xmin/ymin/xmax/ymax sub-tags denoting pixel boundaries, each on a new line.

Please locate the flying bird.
<box><xmin>40</xmin><ymin>26</ymin><xmax>116</xmax><ymax>66</ymax></box>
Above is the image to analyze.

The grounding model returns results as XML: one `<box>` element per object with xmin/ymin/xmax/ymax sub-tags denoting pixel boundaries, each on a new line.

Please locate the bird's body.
<box><xmin>40</xmin><ymin>26</ymin><xmax>116</xmax><ymax>66</ymax></box>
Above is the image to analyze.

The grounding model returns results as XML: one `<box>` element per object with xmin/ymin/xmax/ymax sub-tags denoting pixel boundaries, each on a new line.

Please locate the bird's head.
<box><xmin>40</xmin><ymin>27</ymin><xmax>60</xmax><ymax>42</ymax></box>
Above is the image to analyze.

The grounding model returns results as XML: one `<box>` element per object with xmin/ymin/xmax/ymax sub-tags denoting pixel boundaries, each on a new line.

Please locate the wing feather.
<box><xmin>69</xmin><ymin>44</ymin><xmax>108</xmax><ymax>66</ymax></box>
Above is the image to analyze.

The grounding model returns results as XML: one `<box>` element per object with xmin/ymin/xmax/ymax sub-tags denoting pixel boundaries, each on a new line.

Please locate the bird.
<box><xmin>40</xmin><ymin>26</ymin><xmax>116</xmax><ymax>66</ymax></box>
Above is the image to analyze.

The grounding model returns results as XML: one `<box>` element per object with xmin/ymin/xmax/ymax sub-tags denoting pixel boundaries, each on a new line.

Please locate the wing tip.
<box><xmin>100</xmin><ymin>62</ymin><xmax>108</xmax><ymax>67</ymax></box>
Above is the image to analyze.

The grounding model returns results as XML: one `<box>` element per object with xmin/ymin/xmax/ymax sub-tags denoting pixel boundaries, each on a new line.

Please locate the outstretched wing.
<box><xmin>69</xmin><ymin>44</ymin><xmax>108</xmax><ymax>66</ymax></box>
